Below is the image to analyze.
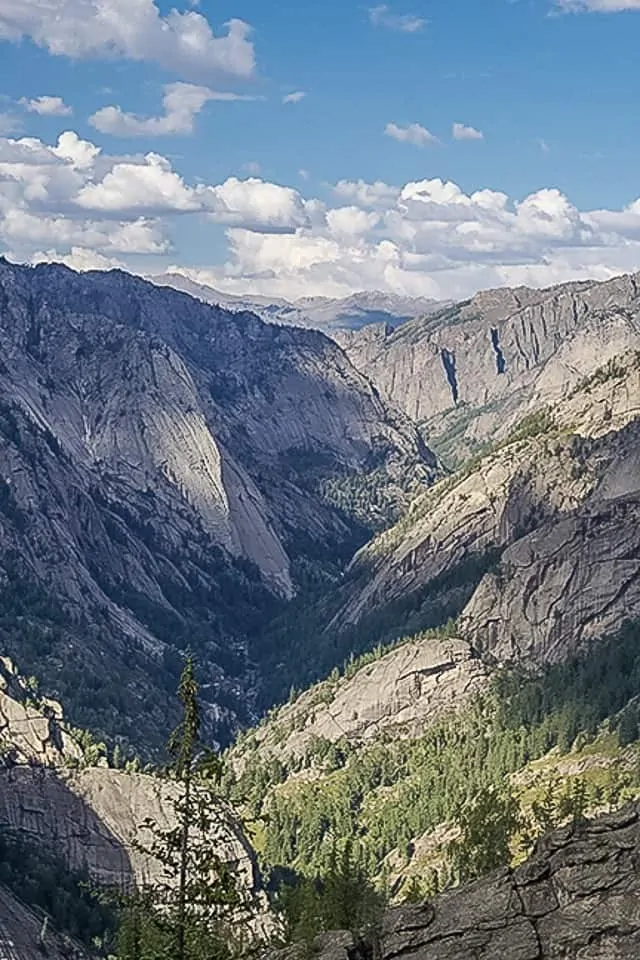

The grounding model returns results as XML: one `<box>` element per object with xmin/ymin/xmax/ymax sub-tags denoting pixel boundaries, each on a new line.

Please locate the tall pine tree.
<box><xmin>116</xmin><ymin>656</ymin><xmax>255</xmax><ymax>960</ymax></box>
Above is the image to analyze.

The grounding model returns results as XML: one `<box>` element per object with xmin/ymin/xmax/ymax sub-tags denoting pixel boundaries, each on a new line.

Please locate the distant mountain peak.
<box><xmin>147</xmin><ymin>271</ymin><xmax>445</xmax><ymax>331</ymax></box>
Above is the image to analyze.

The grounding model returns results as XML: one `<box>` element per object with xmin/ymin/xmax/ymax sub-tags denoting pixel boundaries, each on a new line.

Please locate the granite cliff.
<box><xmin>335</xmin><ymin>272</ymin><xmax>640</xmax><ymax>466</ymax></box>
<box><xmin>0</xmin><ymin>664</ymin><xmax>268</xmax><ymax>955</ymax></box>
<box><xmin>0</xmin><ymin>258</ymin><xmax>435</xmax><ymax>750</ymax></box>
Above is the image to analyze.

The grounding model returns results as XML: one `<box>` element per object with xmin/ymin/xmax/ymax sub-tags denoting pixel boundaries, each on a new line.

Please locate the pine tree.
<box><xmin>448</xmin><ymin>786</ymin><xmax>520</xmax><ymax>883</ymax></box>
<box><xmin>116</xmin><ymin>655</ymin><xmax>254</xmax><ymax>960</ymax></box>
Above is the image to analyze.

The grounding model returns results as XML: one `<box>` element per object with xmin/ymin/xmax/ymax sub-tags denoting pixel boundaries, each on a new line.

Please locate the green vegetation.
<box><xmin>230</xmin><ymin>622</ymin><xmax>640</xmax><ymax>890</ymax></box>
<box><xmin>277</xmin><ymin>841</ymin><xmax>384</xmax><ymax>948</ymax></box>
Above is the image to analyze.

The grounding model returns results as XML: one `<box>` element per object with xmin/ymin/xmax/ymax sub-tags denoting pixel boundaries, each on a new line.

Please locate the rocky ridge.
<box><xmin>333</xmin><ymin>351</ymin><xmax>640</xmax><ymax>671</ymax></box>
<box><xmin>149</xmin><ymin>274</ymin><xmax>443</xmax><ymax>331</ymax></box>
<box><xmin>335</xmin><ymin>272</ymin><xmax>640</xmax><ymax>466</ymax></box>
<box><xmin>310</xmin><ymin>804</ymin><xmax>640</xmax><ymax>960</ymax></box>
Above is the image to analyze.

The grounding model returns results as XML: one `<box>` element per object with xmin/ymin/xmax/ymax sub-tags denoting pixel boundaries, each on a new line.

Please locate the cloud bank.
<box><xmin>0</xmin><ymin>0</ymin><xmax>255</xmax><ymax>81</ymax></box>
<box><xmin>3</xmin><ymin>129</ymin><xmax>640</xmax><ymax>301</ymax></box>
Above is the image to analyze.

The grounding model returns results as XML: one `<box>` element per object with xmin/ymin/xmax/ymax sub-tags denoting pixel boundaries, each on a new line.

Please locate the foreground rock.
<box><xmin>313</xmin><ymin>805</ymin><xmax>640</xmax><ymax>960</ymax></box>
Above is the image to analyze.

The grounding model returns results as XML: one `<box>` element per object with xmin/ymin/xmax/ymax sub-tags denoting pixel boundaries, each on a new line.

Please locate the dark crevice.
<box><xmin>490</xmin><ymin>328</ymin><xmax>506</xmax><ymax>374</ymax></box>
<box><xmin>440</xmin><ymin>348</ymin><xmax>459</xmax><ymax>404</ymax></box>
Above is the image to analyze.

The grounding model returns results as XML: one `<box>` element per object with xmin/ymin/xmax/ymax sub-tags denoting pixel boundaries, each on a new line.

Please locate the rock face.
<box><xmin>312</xmin><ymin>805</ymin><xmax>640</xmax><ymax>960</ymax></box>
<box><xmin>232</xmin><ymin>636</ymin><xmax>487</xmax><ymax>770</ymax></box>
<box><xmin>336</xmin><ymin>273</ymin><xmax>640</xmax><ymax>465</ymax></box>
<box><xmin>0</xmin><ymin>259</ymin><xmax>435</xmax><ymax>749</ymax></box>
<box><xmin>333</xmin><ymin>351</ymin><xmax>640</xmax><ymax>671</ymax></box>
<box><xmin>0</xmin><ymin>675</ymin><xmax>265</xmax><ymax>931</ymax></box>
<box><xmin>0</xmin><ymin>885</ymin><xmax>89</xmax><ymax>960</ymax></box>
<box><xmin>0</xmin><ymin>766</ymin><xmax>258</xmax><ymax>893</ymax></box>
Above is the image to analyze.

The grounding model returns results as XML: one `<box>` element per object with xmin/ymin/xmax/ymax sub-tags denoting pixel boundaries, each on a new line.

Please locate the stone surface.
<box><xmin>0</xmin><ymin>259</ymin><xmax>435</xmax><ymax>749</ymax></box>
<box><xmin>308</xmin><ymin>806</ymin><xmax>640</xmax><ymax>960</ymax></box>
<box><xmin>0</xmin><ymin>677</ymin><xmax>263</xmax><ymax>908</ymax></box>
<box><xmin>233</xmin><ymin>637</ymin><xmax>487</xmax><ymax>769</ymax></box>
<box><xmin>336</xmin><ymin>273</ymin><xmax>640</xmax><ymax>464</ymax></box>
<box><xmin>335</xmin><ymin>351</ymin><xmax>640</xmax><ymax>670</ymax></box>
<box><xmin>0</xmin><ymin>885</ymin><xmax>89</xmax><ymax>960</ymax></box>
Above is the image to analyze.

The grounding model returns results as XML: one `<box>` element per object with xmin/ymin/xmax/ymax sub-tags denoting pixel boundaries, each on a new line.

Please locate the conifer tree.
<box><xmin>116</xmin><ymin>655</ymin><xmax>253</xmax><ymax>960</ymax></box>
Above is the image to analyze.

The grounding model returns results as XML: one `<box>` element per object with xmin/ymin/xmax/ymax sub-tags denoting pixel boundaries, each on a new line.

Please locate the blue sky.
<box><xmin>1</xmin><ymin>0</ymin><xmax>640</xmax><ymax>301</ymax></box>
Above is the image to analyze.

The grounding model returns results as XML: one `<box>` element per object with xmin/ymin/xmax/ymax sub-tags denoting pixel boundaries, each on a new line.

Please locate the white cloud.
<box><xmin>53</xmin><ymin>130</ymin><xmax>101</xmax><ymax>168</ymax></box>
<box><xmin>0</xmin><ymin>0</ymin><xmax>255</xmax><ymax>81</ymax></box>
<box><xmin>554</xmin><ymin>0</ymin><xmax>640</xmax><ymax>10</ymax></box>
<box><xmin>282</xmin><ymin>91</ymin><xmax>306</xmax><ymax>104</ymax></box>
<box><xmin>77</xmin><ymin>153</ymin><xmax>198</xmax><ymax>212</ymax></box>
<box><xmin>200</xmin><ymin>177</ymin><xmax>309</xmax><ymax>232</ymax></box>
<box><xmin>90</xmin><ymin>82</ymin><xmax>257</xmax><ymax>137</ymax></box>
<box><xmin>334</xmin><ymin>179</ymin><xmax>400</xmax><ymax>208</ymax></box>
<box><xmin>385</xmin><ymin>121</ymin><xmax>438</xmax><ymax>146</ymax></box>
<box><xmin>20</xmin><ymin>96</ymin><xmax>73</xmax><ymax>116</ymax></box>
<box><xmin>452</xmin><ymin>122</ymin><xmax>484</xmax><ymax>141</ymax></box>
<box><xmin>30</xmin><ymin>246</ymin><xmax>125</xmax><ymax>271</ymax></box>
<box><xmin>326</xmin><ymin>206</ymin><xmax>380</xmax><ymax>237</ymax></box>
<box><xmin>4</xmin><ymin>130</ymin><xmax>640</xmax><ymax>304</ymax></box>
<box><xmin>368</xmin><ymin>4</ymin><xmax>426</xmax><ymax>31</ymax></box>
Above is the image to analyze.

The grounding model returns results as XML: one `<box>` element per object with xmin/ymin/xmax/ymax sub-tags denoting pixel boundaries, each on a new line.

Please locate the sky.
<box><xmin>1</xmin><ymin>0</ymin><xmax>640</xmax><ymax>301</ymax></box>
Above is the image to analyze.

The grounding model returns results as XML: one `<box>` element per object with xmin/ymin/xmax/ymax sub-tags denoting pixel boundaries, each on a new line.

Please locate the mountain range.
<box><xmin>149</xmin><ymin>272</ymin><xmax>444</xmax><ymax>331</ymax></box>
<box><xmin>0</xmin><ymin>257</ymin><xmax>435</xmax><ymax>753</ymax></box>
<box><xmin>1</xmin><ymin>261</ymin><xmax>640</xmax><ymax>958</ymax></box>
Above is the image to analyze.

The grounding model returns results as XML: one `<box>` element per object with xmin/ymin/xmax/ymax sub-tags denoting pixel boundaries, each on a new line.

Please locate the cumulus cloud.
<box><xmin>4</xmin><ymin>130</ymin><xmax>640</xmax><ymax>303</ymax></box>
<box><xmin>90</xmin><ymin>82</ymin><xmax>257</xmax><ymax>137</ymax></box>
<box><xmin>385</xmin><ymin>121</ymin><xmax>438</xmax><ymax>146</ymax></box>
<box><xmin>0</xmin><ymin>0</ymin><xmax>255</xmax><ymax>81</ymax></box>
<box><xmin>334</xmin><ymin>179</ymin><xmax>400</xmax><ymax>208</ymax></box>
<box><xmin>184</xmin><ymin>177</ymin><xmax>640</xmax><ymax>301</ymax></box>
<box><xmin>200</xmin><ymin>177</ymin><xmax>310</xmax><ymax>232</ymax></box>
<box><xmin>76</xmin><ymin>153</ymin><xmax>198</xmax><ymax>213</ymax></box>
<box><xmin>368</xmin><ymin>4</ymin><xmax>426</xmax><ymax>31</ymax></box>
<box><xmin>282</xmin><ymin>91</ymin><xmax>306</xmax><ymax>104</ymax></box>
<box><xmin>326</xmin><ymin>206</ymin><xmax>380</xmax><ymax>237</ymax></box>
<box><xmin>20</xmin><ymin>96</ymin><xmax>73</xmax><ymax>116</ymax></box>
<box><xmin>30</xmin><ymin>246</ymin><xmax>125</xmax><ymax>271</ymax></box>
<box><xmin>555</xmin><ymin>0</ymin><xmax>640</xmax><ymax>10</ymax></box>
<box><xmin>452</xmin><ymin>122</ymin><xmax>484</xmax><ymax>141</ymax></box>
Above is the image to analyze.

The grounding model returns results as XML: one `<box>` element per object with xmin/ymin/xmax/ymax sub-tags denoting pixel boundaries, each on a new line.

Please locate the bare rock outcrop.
<box><xmin>0</xmin><ymin>885</ymin><xmax>89</xmax><ymax>960</ymax></box>
<box><xmin>332</xmin><ymin>352</ymin><xmax>640</xmax><ymax>674</ymax></box>
<box><xmin>311</xmin><ymin>805</ymin><xmax>640</xmax><ymax>960</ymax></box>
<box><xmin>233</xmin><ymin>637</ymin><xmax>487</xmax><ymax>769</ymax></box>
<box><xmin>0</xmin><ymin>678</ymin><xmax>263</xmax><ymax>911</ymax></box>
